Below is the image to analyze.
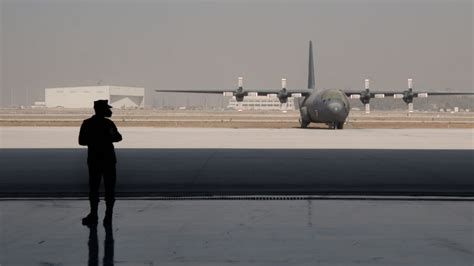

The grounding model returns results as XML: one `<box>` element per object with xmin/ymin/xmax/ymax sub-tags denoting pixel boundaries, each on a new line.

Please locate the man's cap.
<box><xmin>94</xmin><ymin>99</ymin><xmax>112</xmax><ymax>109</ymax></box>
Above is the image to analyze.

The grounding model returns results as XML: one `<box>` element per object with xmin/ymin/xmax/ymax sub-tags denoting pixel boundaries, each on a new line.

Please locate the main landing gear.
<box><xmin>299</xmin><ymin>119</ymin><xmax>344</xmax><ymax>130</ymax></box>
<box><xmin>329</xmin><ymin>121</ymin><xmax>344</xmax><ymax>130</ymax></box>
<box><xmin>299</xmin><ymin>118</ymin><xmax>310</xmax><ymax>128</ymax></box>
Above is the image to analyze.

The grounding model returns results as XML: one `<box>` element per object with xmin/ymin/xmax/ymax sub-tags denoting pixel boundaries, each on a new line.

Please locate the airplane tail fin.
<box><xmin>308</xmin><ymin>40</ymin><xmax>315</xmax><ymax>89</ymax></box>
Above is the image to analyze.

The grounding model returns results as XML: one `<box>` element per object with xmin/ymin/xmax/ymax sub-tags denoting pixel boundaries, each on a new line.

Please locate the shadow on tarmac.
<box><xmin>0</xmin><ymin>148</ymin><xmax>473</xmax><ymax>197</ymax></box>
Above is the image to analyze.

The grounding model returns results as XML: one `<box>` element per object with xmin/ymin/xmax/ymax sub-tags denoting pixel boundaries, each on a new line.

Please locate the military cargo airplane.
<box><xmin>156</xmin><ymin>41</ymin><xmax>473</xmax><ymax>129</ymax></box>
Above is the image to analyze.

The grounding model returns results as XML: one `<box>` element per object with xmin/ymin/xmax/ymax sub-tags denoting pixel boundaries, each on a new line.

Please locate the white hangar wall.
<box><xmin>45</xmin><ymin>86</ymin><xmax>145</xmax><ymax>108</ymax></box>
<box><xmin>108</xmin><ymin>86</ymin><xmax>145</xmax><ymax>108</ymax></box>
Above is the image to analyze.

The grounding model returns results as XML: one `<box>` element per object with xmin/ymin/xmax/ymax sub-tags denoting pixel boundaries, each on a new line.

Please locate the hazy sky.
<box><xmin>1</xmin><ymin>0</ymin><xmax>472</xmax><ymax>107</ymax></box>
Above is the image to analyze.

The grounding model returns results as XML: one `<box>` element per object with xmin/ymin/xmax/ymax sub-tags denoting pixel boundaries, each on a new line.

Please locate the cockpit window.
<box><xmin>322</xmin><ymin>90</ymin><xmax>342</xmax><ymax>100</ymax></box>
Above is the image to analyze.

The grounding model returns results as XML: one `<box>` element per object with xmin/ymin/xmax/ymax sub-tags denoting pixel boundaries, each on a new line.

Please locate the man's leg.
<box><xmin>103</xmin><ymin>163</ymin><xmax>116</xmax><ymax>226</ymax></box>
<box><xmin>83</xmin><ymin>164</ymin><xmax>102</xmax><ymax>225</ymax></box>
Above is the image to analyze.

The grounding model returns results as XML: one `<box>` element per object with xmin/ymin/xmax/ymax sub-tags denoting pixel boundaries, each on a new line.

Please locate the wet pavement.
<box><xmin>1</xmin><ymin>128</ymin><xmax>473</xmax><ymax>265</ymax></box>
<box><xmin>1</xmin><ymin>199</ymin><xmax>472</xmax><ymax>265</ymax></box>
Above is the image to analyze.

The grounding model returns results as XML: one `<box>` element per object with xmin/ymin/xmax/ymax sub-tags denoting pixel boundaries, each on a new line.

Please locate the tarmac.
<box><xmin>1</xmin><ymin>199</ymin><xmax>472</xmax><ymax>265</ymax></box>
<box><xmin>0</xmin><ymin>127</ymin><xmax>473</xmax><ymax>197</ymax></box>
<box><xmin>1</xmin><ymin>127</ymin><xmax>473</xmax><ymax>265</ymax></box>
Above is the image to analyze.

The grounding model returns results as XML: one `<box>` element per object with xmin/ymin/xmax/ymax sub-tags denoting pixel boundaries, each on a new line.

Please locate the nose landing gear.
<box><xmin>337</xmin><ymin>122</ymin><xmax>344</xmax><ymax>129</ymax></box>
<box><xmin>329</xmin><ymin>121</ymin><xmax>344</xmax><ymax>130</ymax></box>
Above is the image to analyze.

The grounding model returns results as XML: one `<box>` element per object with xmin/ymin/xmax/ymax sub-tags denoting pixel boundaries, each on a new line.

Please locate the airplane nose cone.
<box><xmin>326</xmin><ymin>99</ymin><xmax>347</xmax><ymax>121</ymax></box>
<box><xmin>327</xmin><ymin>100</ymin><xmax>344</xmax><ymax>114</ymax></box>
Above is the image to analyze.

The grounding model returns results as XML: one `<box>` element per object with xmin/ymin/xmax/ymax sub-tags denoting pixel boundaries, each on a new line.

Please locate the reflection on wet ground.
<box><xmin>1</xmin><ymin>199</ymin><xmax>472</xmax><ymax>265</ymax></box>
<box><xmin>86</xmin><ymin>225</ymin><xmax>114</xmax><ymax>266</ymax></box>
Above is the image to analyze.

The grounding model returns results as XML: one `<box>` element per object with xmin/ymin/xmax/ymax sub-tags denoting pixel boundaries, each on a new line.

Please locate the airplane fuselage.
<box><xmin>299</xmin><ymin>89</ymin><xmax>350</xmax><ymax>128</ymax></box>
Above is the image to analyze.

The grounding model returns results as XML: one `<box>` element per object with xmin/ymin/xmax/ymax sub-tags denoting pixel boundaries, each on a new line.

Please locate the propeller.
<box><xmin>359</xmin><ymin>78</ymin><xmax>372</xmax><ymax>113</ymax></box>
<box><xmin>277</xmin><ymin>78</ymin><xmax>290</xmax><ymax>104</ymax></box>
<box><xmin>234</xmin><ymin>77</ymin><xmax>245</xmax><ymax>102</ymax></box>
<box><xmin>403</xmin><ymin>78</ymin><xmax>415</xmax><ymax>113</ymax></box>
<box><xmin>277</xmin><ymin>78</ymin><xmax>291</xmax><ymax>112</ymax></box>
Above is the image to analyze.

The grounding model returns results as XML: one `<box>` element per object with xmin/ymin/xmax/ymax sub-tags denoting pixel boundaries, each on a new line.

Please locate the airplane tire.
<box><xmin>299</xmin><ymin>118</ymin><xmax>309</xmax><ymax>128</ymax></box>
<box><xmin>337</xmin><ymin>122</ymin><xmax>344</xmax><ymax>130</ymax></box>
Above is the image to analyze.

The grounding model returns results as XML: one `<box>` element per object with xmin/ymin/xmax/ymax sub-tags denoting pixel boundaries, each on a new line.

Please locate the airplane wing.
<box><xmin>343</xmin><ymin>90</ymin><xmax>474</xmax><ymax>97</ymax></box>
<box><xmin>342</xmin><ymin>79</ymin><xmax>474</xmax><ymax>112</ymax></box>
<box><xmin>342</xmin><ymin>89</ymin><xmax>474</xmax><ymax>97</ymax></box>
<box><xmin>406</xmin><ymin>91</ymin><xmax>474</xmax><ymax>96</ymax></box>
<box><xmin>156</xmin><ymin>89</ymin><xmax>235</xmax><ymax>94</ymax></box>
<box><xmin>342</xmin><ymin>79</ymin><xmax>474</xmax><ymax>101</ymax></box>
<box><xmin>155</xmin><ymin>88</ymin><xmax>312</xmax><ymax>96</ymax></box>
<box><xmin>155</xmin><ymin>78</ymin><xmax>312</xmax><ymax>103</ymax></box>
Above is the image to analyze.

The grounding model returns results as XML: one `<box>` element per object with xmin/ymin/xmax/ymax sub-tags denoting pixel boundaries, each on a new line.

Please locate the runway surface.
<box><xmin>2</xmin><ymin>128</ymin><xmax>473</xmax><ymax>265</ymax></box>
<box><xmin>1</xmin><ymin>127</ymin><xmax>473</xmax><ymax>197</ymax></box>
<box><xmin>1</xmin><ymin>199</ymin><xmax>472</xmax><ymax>265</ymax></box>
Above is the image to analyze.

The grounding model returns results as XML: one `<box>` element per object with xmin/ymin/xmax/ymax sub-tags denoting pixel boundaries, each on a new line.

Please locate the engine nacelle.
<box><xmin>234</xmin><ymin>89</ymin><xmax>245</xmax><ymax>102</ymax></box>
<box><xmin>402</xmin><ymin>88</ymin><xmax>414</xmax><ymax>104</ymax></box>
<box><xmin>277</xmin><ymin>78</ymin><xmax>290</xmax><ymax>103</ymax></box>
<box><xmin>234</xmin><ymin>77</ymin><xmax>245</xmax><ymax>102</ymax></box>
<box><xmin>277</xmin><ymin>89</ymin><xmax>290</xmax><ymax>103</ymax></box>
<box><xmin>403</xmin><ymin>79</ymin><xmax>414</xmax><ymax>104</ymax></box>
<box><xmin>360</xmin><ymin>89</ymin><xmax>371</xmax><ymax>104</ymax></box>
<box><xmin>359</xmin><ymin>79</ymin><xmax>372</xmax><ymax>104</ymax></box>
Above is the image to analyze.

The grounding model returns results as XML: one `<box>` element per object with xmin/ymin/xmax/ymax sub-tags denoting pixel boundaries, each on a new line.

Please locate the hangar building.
<box><xmin>45</xmin><ymin>85</ymin><xmax>145</xmax><ymax>108</ymax></box>
<box><xmin>227</xmin><ymin>96</ymin><xmax>297</xmax><ymax>110</ymax></box>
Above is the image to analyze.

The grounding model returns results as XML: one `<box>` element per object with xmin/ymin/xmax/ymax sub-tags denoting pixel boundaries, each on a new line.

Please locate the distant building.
<box><xmin>45</xmin><ymin>85</ymin><xmax>145</xmax><ymax>108</ymax></box>
<box><xmin>227</xmin><ymin>96</ymin><xmax>297</xmax><ymax>110</ymax></box>
<box><xmin>32</xmin><ymin>101</ymin><xmax>46</xmax><ymax>109</ymax></box>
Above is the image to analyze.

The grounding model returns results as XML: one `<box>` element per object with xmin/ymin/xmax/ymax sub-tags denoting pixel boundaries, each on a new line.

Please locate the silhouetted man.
<box><xmin>79</xmin><ymin>100</ymin><xmax>122</xmax><ymax>226</ymax></box>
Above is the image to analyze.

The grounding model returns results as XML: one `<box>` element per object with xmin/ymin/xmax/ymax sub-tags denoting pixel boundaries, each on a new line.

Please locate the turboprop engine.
<box><xmin>234</xmin><ymin>77</ymin><xmax>245</xmax><ymax>102</ymax></box>
<box><xmin>277</xmin><ymin>78</ymin><xmax>290</xmax><ymax>104</ymax></box>
<box><xmin>402</xmin><ymin>79</ymin><xmax>415</xmax><ymax>105</ymax></box>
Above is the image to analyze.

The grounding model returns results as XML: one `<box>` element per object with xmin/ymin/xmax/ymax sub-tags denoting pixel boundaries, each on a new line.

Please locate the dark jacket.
<box><xmin>79</xmin><ymin>115</ymin><xmax>122</xmax><ymax>164</ymax></box>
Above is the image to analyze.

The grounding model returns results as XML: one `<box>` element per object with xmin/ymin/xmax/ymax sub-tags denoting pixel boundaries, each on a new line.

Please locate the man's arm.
<box><xmin>110</xmin><ymin>122</ymin><xmax>122</xmax><ymax>143</ymax></box>
<box><xmin>78</xmin><ymin>121</ymin><xmax>88</xmax><ymax>146</ymax></box>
